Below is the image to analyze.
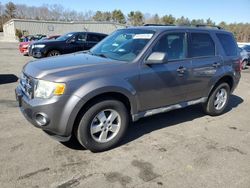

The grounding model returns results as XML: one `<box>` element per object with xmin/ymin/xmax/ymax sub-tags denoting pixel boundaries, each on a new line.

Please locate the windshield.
<box><xmin>56</xmin><ymin>33</ymin><xmax>75</xmax><ymax>41</ymax></box>
<box><xmin>90</xmin><ymin>29</ymin><xmax>155</xmax><ymax>62</ymax></box>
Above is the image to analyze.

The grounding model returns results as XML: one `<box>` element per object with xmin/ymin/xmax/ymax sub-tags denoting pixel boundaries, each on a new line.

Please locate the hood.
<box><xmin>23</xmin><ymin>53</ymin><xmax>125</xmax><ymax>82</ymax></box>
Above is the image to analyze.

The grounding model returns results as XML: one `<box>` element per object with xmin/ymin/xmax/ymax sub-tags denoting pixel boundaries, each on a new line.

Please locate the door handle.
<box><xmin>177</xmin><ymin>66</ymin><xmax>186</xmax><ymax>74</ymax></box>
<box><xmin>212</xmin><ymin>62</ymin><xmax>221</xmax><ymax>68</ymax></box>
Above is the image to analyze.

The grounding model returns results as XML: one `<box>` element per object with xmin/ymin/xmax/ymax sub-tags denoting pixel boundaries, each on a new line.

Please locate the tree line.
<box><xmin>0</xmin><ymin>1</ymin><xmax>249</xmax><ymax>42</ymax></box>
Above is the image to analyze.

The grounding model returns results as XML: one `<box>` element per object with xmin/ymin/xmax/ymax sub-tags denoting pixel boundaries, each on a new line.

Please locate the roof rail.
<box><xmin>144</xmin><ymin>23</ymin><xmax>223</xmax><ymax>30</ymax></box>
<box><xmin>195</xmin><ymin>24</ymin><xmax>223</xmax><ymax>30</ymax></box>
<box><xmin>144</xmin><ymin>24</ymin><xmax>175</xmax><ymax>26</ymax></box>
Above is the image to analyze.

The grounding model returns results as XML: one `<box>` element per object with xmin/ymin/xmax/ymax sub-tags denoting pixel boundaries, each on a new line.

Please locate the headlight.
<box><xmin>22</xmin><ymin>44</ymin><xmax>29</xmax><ymax>48</ymax></box>
<box><xmin>33</xmin><ymin>44</ymin><xmax>45</xmax><ymax>48</ymax></box>
<box><xmin>34</xmin><ymin>80</ymin><xmax>66</xmax><ymax>99</ymax></box>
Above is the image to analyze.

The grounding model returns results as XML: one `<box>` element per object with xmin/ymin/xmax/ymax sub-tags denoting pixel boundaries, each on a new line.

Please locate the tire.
<box><xmin>47</xmin><ymin>50</ymin><xmax>60</xmax><ymax>57</ymax></box>
<box><xmin>76</xmin><ymin>99</ymin><xmax>129</xmax><ymax>152</ymax></box>
<box><xmin>202</xmin><ymin>83</ymin><xmax>230</xmax><ymax>116</ymax></box>
<box><xmin>242</xmin><ymin>60</ymin><xmax>247</xmax><ymax>69</ymax></box>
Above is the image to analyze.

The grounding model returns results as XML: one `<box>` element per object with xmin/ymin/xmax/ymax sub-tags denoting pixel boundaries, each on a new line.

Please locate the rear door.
<box><xmin>185</xmin><ymin>31</ymin><xmax>222</xmax><ymax>101</ymax></box>
<box><xmin>138</xmin><ymin>31</ymin><xmax>192</xmax><ymax>111</ymax></box>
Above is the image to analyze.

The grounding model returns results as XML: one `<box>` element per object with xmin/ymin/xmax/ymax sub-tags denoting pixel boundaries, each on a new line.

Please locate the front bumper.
<box><xmin>30</xmin><ymin>48</ymin><xmax>46</xmax><ymax>58</ymax></box>
<box><xmin>15</xmin><ymin>86</ymin><xmax>82</xmax><ymax>142</ymax></box>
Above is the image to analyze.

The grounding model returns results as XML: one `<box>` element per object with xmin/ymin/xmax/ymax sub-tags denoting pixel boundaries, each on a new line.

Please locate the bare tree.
<box><xmin>5</xmin><ymin>1</ymin><xmax>16</xmax><ymax>18</ymax></box>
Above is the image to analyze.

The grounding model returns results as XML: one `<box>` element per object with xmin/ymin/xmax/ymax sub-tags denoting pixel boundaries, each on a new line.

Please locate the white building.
<box><xmin>3</xmin><ymin>19</ymin><xmax>126</xmax><ymax>41</ymax></box>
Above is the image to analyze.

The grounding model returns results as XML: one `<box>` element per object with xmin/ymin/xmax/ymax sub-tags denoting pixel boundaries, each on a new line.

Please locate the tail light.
<box><xmin>235</xmin><ymin>60</ymin><xmax>242</xmax><ymax>72</ymax></box>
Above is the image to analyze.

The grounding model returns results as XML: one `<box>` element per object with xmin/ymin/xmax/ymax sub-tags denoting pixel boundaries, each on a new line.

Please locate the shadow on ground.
<box><xmin>61</xmin><ymin>95</ymin><xmax>243</xmax><ymax>151</ymax></box>
<box><xmin>121</xmin><ymin>94</ymin><xmax>243</xmax><ymax>146</ymax></box>
<box><xmin>0</xmin><ymin>74</ymin><xmax>18</xmax><ymax>85</ymax></box>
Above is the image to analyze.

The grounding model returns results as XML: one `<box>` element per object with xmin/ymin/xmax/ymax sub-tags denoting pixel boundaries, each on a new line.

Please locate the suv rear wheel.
<box><xmin>202</xmin><ymin>83</ymin><xmax>230</xmax><ymax>116</ymax></box>
<box><xmin>76</xmin><ymin>99</ymin><xmax>129</xmax><ymax>152</ymax></box>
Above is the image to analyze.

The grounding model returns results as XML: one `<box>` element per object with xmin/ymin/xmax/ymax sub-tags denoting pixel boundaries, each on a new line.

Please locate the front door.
<box><xmin>138</xmin><ymin>31</ymin><xmax>192</xmax><ymax>111</ymax></box>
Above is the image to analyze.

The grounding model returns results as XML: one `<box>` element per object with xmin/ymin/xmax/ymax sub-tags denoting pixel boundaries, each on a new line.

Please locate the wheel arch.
<box><xmin>46</xmin><ymin>48</ymin><xmax>61</xmax><ymax>56</ymax></box>
<box><xmin>70</xmin><ymin>91</ymin><xmax>134</xmax><ymax>136</ymax></box>
<box><xmin>207</xmin><ymin>75</ymin><xmax>234</xmax><ymax>99</ymax></box>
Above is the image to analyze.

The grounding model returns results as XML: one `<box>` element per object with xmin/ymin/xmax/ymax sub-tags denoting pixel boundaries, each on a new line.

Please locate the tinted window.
<box><xmin>152</xmin><ymin>33</ymin><xmax>186</xmax><ymax>60</ymax></box>
<box><xmin>216</xmin><ymin>33</ymin><xmax>237</xmax><ymax>56</ymax></box>
<box><xmin>99</xmin><ymin>35</ymin><xmax>107</xmax><ymax>40</ymax></box>
<box><xmin>87</xmin><ymin>34</ymin><xmax>101</xmax><ymax>42</ymax></box>
<box><xmin>56</xmin><ymin>33</ymin><xmax>75</xmax><ymax>41</ymax></box>
<box><xmin>77</xmin><ymin>33</ymin><xmax>86</xmax><ymax>42</ymax></box>
<box><xmin>189</xmin><ymin>33</ymin><xmax>215</xmax><ymax>57</ymax></box>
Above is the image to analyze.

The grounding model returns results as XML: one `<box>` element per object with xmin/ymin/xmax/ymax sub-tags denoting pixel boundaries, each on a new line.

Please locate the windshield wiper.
<box><xmin>95</xmin><ymin>53</ymin><xmax>108</xmax><ymax>58</ymax></box>
<box><xmin>88</xmin><ymin>51</ymin><xmax>108</xmax><ymax>58</ymax></box>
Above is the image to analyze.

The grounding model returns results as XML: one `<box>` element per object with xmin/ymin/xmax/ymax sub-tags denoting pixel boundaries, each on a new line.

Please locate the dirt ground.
<box><xmin>0</xmin><ymin>42</ymin><xmax>250</xmax><ymax>188</ymax></box>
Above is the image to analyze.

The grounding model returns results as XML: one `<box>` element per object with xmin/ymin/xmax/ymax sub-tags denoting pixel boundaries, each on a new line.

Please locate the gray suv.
<box><xmin>15</xmin><ymin>25</ymin><xmax>241</xmax><ymax>152</ymax></box>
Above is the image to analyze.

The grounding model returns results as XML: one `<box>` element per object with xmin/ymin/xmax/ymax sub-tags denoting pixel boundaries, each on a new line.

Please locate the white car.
<box><xmin>239</xmin><ymin>47</ymin><xmax>249</xmax><ymax>69</ymax></box>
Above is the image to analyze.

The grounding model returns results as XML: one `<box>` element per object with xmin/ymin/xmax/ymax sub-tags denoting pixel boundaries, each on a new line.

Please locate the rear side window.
<box><xmin>216</xmin><ymin>33</ymin><xmax>238</xmax><ymax>56</ymax></box>
<box><xmin>87</xmin><ymin>34</ymin><xmax>102</xmax><ymax>42</ymax></box>
<box><xmin>189</xmin><ymin>33</ymin><xmax>215</xmax><ymax>57</ymax></box>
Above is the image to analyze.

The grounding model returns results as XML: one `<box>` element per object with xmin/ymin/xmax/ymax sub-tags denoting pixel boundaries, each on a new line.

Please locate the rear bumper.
<box><xmin>232</xmin><ymin>72</ymin><xmax>241</xmax><ymax>93</ymax></box>
<box><xmin>15</xmin><ymin>86</ymin><xmax>82</xmax><ymax>141</ymax></box>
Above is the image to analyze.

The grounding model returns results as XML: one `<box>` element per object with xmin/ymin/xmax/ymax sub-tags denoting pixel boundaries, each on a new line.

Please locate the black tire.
<box><xmin>47</xmin><ymin>50</ymin><xmax>60</xmax><ymax>57</ymax></box>
<box><xmin>76</xmin><ymin>99</ymin><xmax>129</xmax><ymax>152</ymax></box>
<box><xmin>202</xmin><ymin>83</ymin><xmax>230</xmax><ymax>116</ymax></box>
<box><xmin>242</xmin><ymin>60</ymin><xmax>247</xmax><ymax>69</ymax></box>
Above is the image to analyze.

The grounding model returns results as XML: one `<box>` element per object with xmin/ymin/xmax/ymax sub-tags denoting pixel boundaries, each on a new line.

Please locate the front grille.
<box><xmin>20</xmin><ymin>72</ymin><xmax>34</xmax><ymax>99</ymax></box>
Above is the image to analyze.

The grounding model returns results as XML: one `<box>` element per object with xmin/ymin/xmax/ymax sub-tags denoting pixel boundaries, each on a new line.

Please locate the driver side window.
<box><xmin>77</xmin><ymin>33</ymin><xmax>86</xmax><ymax>42</ymax></box>
<box><xmin>152</xmin><ymin>33</ymin><xmax>186</xmax><ymax>61</ymax></box>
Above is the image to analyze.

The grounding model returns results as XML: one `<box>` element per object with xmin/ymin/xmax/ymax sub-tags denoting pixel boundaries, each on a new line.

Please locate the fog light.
<box><xmin>35</xmin><ymin>113</ymin><xmax>49</xmax><ymax>126</ymax></box>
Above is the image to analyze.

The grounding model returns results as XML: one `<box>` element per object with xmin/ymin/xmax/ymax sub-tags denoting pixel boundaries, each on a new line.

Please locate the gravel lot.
<box><xmin>0</xmin><ymin>42</ymin><xmax>250</xmax><ymax>188</ymax></box>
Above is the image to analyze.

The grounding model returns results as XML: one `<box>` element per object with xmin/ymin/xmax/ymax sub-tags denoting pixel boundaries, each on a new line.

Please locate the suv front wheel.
<box><xmin>76</xmin><ymin>99</ymin><xmax>129</xmax><ymax>152</ymax></box>
<box><xmin>202</xmin><ymin>83</ymin><xmax>230</xmax><ymax>116</ymax></box>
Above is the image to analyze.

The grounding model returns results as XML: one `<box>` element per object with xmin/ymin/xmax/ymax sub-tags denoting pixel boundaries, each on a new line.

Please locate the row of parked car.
<box><xmin>19</xmin><ymin>32</ymin><xmax>107</xmax><ymax>58</ymax></box>
<box><xmin>19</xmin><ymin>35</ymin><xmax>60</xmax><ymax>55</ymax></box>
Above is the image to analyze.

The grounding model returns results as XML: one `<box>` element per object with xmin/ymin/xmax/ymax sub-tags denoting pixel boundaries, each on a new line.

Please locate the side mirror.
<box><xmin>145</xmin><ymin>52</ymin><xmax>168</xmax><ymax>65</ymax></box>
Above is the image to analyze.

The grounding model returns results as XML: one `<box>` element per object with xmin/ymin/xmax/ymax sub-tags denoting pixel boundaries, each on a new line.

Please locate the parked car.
<box><xmin>16</xmin><ymin>25</ymin><xmax>241</xmax><ymax>152</ymax></box>
<box><xmin>242</xmin><ymin>45</ymin><xmax>250</xmax><ymax>61</ymax></box>
<box><xmin>19</xmin><ymin>41</ymin><xmax>31</xmax><ymax>55</ymax></box>
<box><xmin>238</xmin><ymin>47</ymin><xmax>249</xmax><ymax>69</ymax></box>
<box><xmin>29</xmin><ymin>32</ymin><xmax>107</xmax><ymax>58</ymax></box>
<box><xmin>19</xmin><ymin>34</ymin><xmax>47</xmax><ymax>56</ymax></box>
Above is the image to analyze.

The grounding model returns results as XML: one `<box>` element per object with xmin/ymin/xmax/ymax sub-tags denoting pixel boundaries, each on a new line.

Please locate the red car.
<box><xmin>19</xmin><ymin>35</ymin><xmax>60</xmax><ymax>56</ymax></box>
<box><xmin>19</xmin><ymin>41</ymin><xmax>31</xmax><ymax>55</ymax></box>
